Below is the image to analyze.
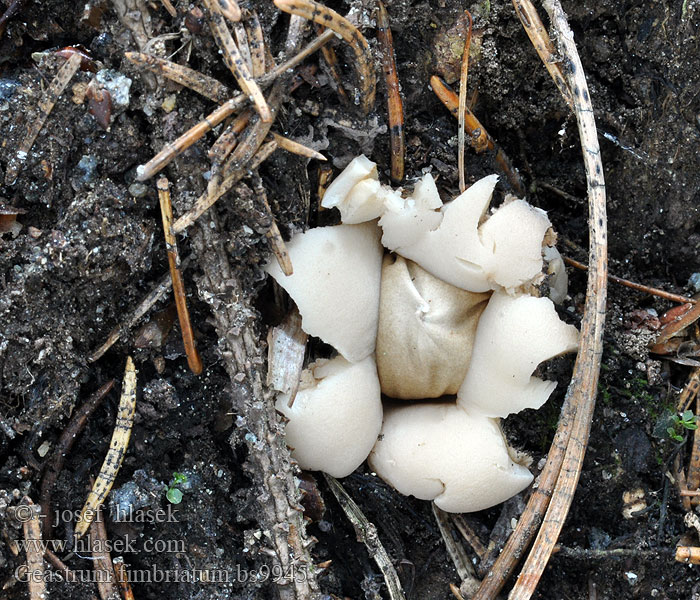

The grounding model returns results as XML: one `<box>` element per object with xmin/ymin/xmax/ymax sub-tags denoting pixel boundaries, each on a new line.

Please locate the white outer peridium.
<box><xmin>369</xmin><ymin>402</ymin><xmax>534</xmax><ymax>513</ymax></box>
<box><xmin>264</xmin><ymin>222</ymin><xmax>383</xmax><ymax>363</ymax></box>
<box><xmin>321</xmin><ymin>155</ymin><xmax>552</xmax><ymax>293</ymax></box>
<box><xmin>457</xmin><ymin>290</ymin><xmax>580</xmax><ymax>418</ymax></box>
<box><xmin>277</xmin><ymin>355</ymin><xmax>382</xmax><ymax>478</ymax></box>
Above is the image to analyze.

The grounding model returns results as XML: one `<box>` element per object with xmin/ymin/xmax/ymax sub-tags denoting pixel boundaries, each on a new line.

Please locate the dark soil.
<box><xmin>1</xmin><ymin>0</ymin><xmax>699</xmax><ymax>599</ymax></box>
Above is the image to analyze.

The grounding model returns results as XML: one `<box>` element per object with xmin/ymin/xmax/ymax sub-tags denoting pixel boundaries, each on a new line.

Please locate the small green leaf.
<box><xmin>166</xmin><ymin>488</ymin><xmax>183</xmax><ymax>504</ymax></box>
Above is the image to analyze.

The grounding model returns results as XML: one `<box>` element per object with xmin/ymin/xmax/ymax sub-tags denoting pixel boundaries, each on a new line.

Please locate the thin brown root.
<box><xmin>113</xmin><ymin>556</ymin><xmax>136</xmax><ymax>600</ymax></box>
<box><xmin>271</xmin><ymin>132</ymin><xmax>326</xmax><ymax>161</ymax></box>
<box><xmin>203</xmin><ymin>0</ymin><xmax>271</xmax><ymax>122</ymax></box>
<box><xmin>125</xmin><ymin>51</ymin><xmax>232</xmax><ymax>103</ymax></box>
<box><xmin>564</xmin><ymin>256</ymin><xmax>695</xmax><ymax>305</ymax></box>
<box><xmin>157</xmin><ymin>178</ymin><xmax>203</xmax><ymax>375</ymax></box>
<box><xmin>274</xmin><ymin>0</ymin><xmax>376</xmax><ymax>114</ymax></box>
<box><xmin>324</xmin><ymin>474</ymin><xmax>407</xmax><ymax>600</ymax></box>
<box><xmin>39</xmin><ymin>380</ymin><xmax>115</xmax><ymax>538</ymax></box>
<box><xmin>89</xmin><ymin>502</ymin><xmax>119</xmax><ymax>600</ymax></box>
<box><xmin>457</xmin><ymin>10</ymin><xmax>473</xmax><ymax>193</ymax></box>
<box><xmin>5</xmin><ymin>53</ymin><xmax>82</xmax><ymax>185</ymax></box>
<box><xmin>173</xmin><ymin>140</ymin><xmax>278</xmax><ymax>233</ymax></box>
<box><xmin>376</xmin><ymin>2</ymin><xmax>405</xmax><ymax>184</ymax></box>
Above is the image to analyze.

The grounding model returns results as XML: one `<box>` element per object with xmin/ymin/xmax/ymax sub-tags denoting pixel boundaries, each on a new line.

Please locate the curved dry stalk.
<box><xmin>507</xmin><ymin>1</ymin><xmax>607</xmax><ymax>597</ymax></box>
<box><xmin>473</xmin><ymin>2</ymin><xmax>607</xmax><ymax>598</ymax></box>
<box><xmin>512</xmin><ymin>0</ymin><xmax>574</xmax><ymax>110</ymax></box>
<box><xmin>324</xmin><ymin>474</ymin><xmax>407</xmax><ymax>600</ymax></box>
<box><xmin>125</xmin><ymin>52</ymin><xmax>232</xmax><ymax>103</ymax></box>
<box><xmin>376</xmin><ymin>1</ymin><xmax>405</xmax><ymax>184</ymax></box>
<box><xmin>457</xmin><ymin>10</ymin><xmax>473</xmax><ymax>193</ymax></box>
<box><xmin>274</xmin><ymin>0</ymin><xmax>376</xmax><ymax>114</ymax></box>
<box><xmin>75</xmin><ymin>358</ymin><xmax>137</xmax><ymax>540</ymax></box>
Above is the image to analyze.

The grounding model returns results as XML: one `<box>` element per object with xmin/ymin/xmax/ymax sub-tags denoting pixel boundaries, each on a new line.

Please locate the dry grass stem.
<box><xmin>271</xmin><ymin>132</ymin><xmax>327</xmax><ymax>161</ymax></box>
<box><xmin>125</xmin><ymin>51</ymin><xmax>232</xmax><ymax>103</ymax></box>
<box><xmin>274</xmin><ymin>0</ymin><xmax>376</xmax><ymax>114</ymax></box>
<box><xmin>89</xmin><ymin>503</ymin><xmax>120</xmax><ymax>600</ymax></box>
<box><xmin>203</xmin><ymin>0</ymin><xmax>271</xmax><ymax>122</ymax></box>
<box><xmin>376</xmin><ymin>1</ymin><xmax>405</xmax><ymax>183</ymax></box>
<box><xmin>5</xmin><ymin>52</ymin><xmax>82</xmax><ymax>185</ymax></box>
<box><xmin>157</xmin><ymin>178</ymin><xmax>203</xmax><ymax>375</ymax></box>
<box><xmin>159</xmin><ymin>0</ymin><xmax>176</xmax><ymax>17</ymax></box>
<box><xmin>453</xmin><ymin>514</ymin><xmax>488</xmax><ymax>559</ymax></box>
<box><xmin>430</xmin><ymin>75</ymin><xmax>525</xmax><ymax>196</ymax></box>
<box><xmin>507</xmin><ymin>1</ymin><xmax>608</xmax><ymax>596</ymax></box>
<box><xmin>88</xmin><ymin>258</ymin><xmax>190</xmax><ymax>361</ymax></box>
<box><xmin>218</xmin><ymin>0</ymin><xmax>242</xmax><ymax>22</ymax></box>
<box><xmin>512</xmin><ymin>0</ymin><xmax>574</xmax><ymax>110</ymax></box>
<box><xmin>564</xmin><ymin>256</ymin><xmax>695</xmax><ymax>305</ymax></box>
<box><xmin>113</xmin><ymin>557</ymin><xmax>135</xmax><ymax>600</ymax></box>
<box><xmin>457</xmin><ymin>10</ymin><xmax>473</xmax><ymax>193</ymax></box>
<box><xmin>232</xmin><ymin>21</ymin><xmax>253</xmax><ymax>72</ymax></box>
<box><xmin>20</xmin><ymin>497</ymin><xmax>46</xmax><ymax>600</ymax></box>
<box><xmin>324</xmin><ymin>474</ymin><xmax>407</xmax><ymax>600</ymax></box>
<box><xmin>251</xmin><ymin>174</ymin><xmax>294</xmax><ymax>277</ymax></box>
<box><xmin>75</xmin><ymin>358</ymin><xmax>137</xmax><ymax>539</ymax></box>
<box><xmin>208</xmin><ymin>109</ymin><xmax>252</xmax><ymax>164</ymax></box>
<box><xmin>135</xmin><ymin>95</ymin><xmax>247</xmax><ymax>181</ymax></box>
<box><xmin>245</xmin><ymin>11</ymin><xmax>266</xmax><ymax>77</ymax></box>
<box><xmin>257</xmin><ymin>29</ymin><xmax>335</xmax><ymax>87</ymax></box>
<box><xmin>315</xmin><ymin>24</ymin><xmax>352</xmax><ymax>107</ymax></box>
<box><xmin>173</xmin><ymin>140</ymin><xmax>277</xmax><ymax>233</ymax></box>
<box><xmin>434</xmin><ymin>504</ymin><xmax>481</xmax><ymax>595</ymax></box>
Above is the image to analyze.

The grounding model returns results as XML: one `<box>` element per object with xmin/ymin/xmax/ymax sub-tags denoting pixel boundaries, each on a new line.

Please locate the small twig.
<box><xmin>218</xmin><ymin>0</ymin><xmax>241</xmax><ymax>22</ymax></box>
<box><xmin>512</xmin><ymin>0</ymin><xmax>574</xmax><ymax>110</ymax></box>
<box><xmin>376</xmin><ymin>1</ymin><xmax>405</xmax><ymax>184</ymax></box>
<box><xmin>203</xmin><ymin>0</ymin><xmax>271</xmax><ymax>122</ymax></box>
<box><xmin>245</xmin><ymin>10</ymin><xmax>266</xmax><ymax>78</ymax></box>
<box><xmin>159</xmin><ymin>0</ymin><xmax>177</xmax><ymax>17</ymax></box>
<box><xmin>40</xmin><ymin>380</ymin><xmax>115</xmax><ymax>538</ymax></box>
<box><xmin>274</xmin><ymin>0</ymin><xmax>376</xmax><ymax>114</ymax></box>
<box><xmin>652</xmin><ymin>299</ymin><xmax>700</xmax><ymax>348</ymax></box>
<box><xmin>452</xmin><ymin>514</ymin><xmax>488</xmax><ymax>560</ymax></box>
<box><xmin>675</xmin><ymin>546</ymin><xmax>700</xmax><ymax>564</ymax></box>
<box><xmin>564</xmin><ymin>256</ymin><xmax>695</xmax><ymax>305</ymax></box>
<box><xmin>157</xmin><ymin>178</ymin><xmax>203</xmax><ymax>375</ymax></box>
<box><xmin>113</xmin><ymin>557</ymin><xmax>135</xmax><ymax>600</ymax></box>
<box><xmin>208</xmin><ymin>109</ymin><xmax>253</xmax><ymax>164</ymax></box>
<box><xmin>457</xmin><ymin>10</ymin><xmax>473</xmax><ymax>193</ymax></box>
<box><xmin>135</xmin><ymin>95</ymin><xmax>247</xmax><ymax>181</ymax></box>
<box><xmin>314</xmin><ymin>24</ymin><xmax>352</xmax><ymax>107</ymax></box>
<box><xmin>271</xmin><ymin>133</ymin><xmax>326</xmax><ymax>161</ymax></box>
<box><xmin>45</xmin><ymin>548</ymin><xmax>78</xmax><ymax>582</ymax></box>
<box><xmin>554</xmin><ymin>545</ymin><xmax>672</xmax><ymax>560</ymax></box>
<box><xmin>125</xmin><ymin>52</ymin><xmax>232</xmax><ymax>103</ymax></box>
<box><xmin>257</xmin><ymin>29</ymin><xmax>335</xmax><ymax>87</ymax></box>
<box><xmin>173</xmin><ymin>140</ymin><xmax>277</xmax><ymax>233</ymax></box>
<box><xmin>507</xmin><ymin>2</ymin><xmax>608</xmax><ymax>596</ymax></box>
<box><xmin>89</xmin><ymin>501</ymin><xmax>120</xmax><ymax>600</ymax></box>
<box><xmin>251</xmin><ymin>173</ymin><xmax>294</xmax><ymax>276</ymax></box>
<box><xmin>433</xmin><ymin>504</ymin><xmax>481</xmax><ymax>596</ymax></box>
<box><xmin>324</xmin><ymin>474</ymin><xmax>406</xmax><ymax>600</ymax></box>
<box><xmin>75</xmin><ymin>358</ymin><xmax>137</xmax><ymax>540</ymax></box>
<box><xmin>5</xmin><ymin>52</ymin><xmax>82</xmax><ymax>185</ymax></box>
<box><xmin>20</xmin><ymin>497</ymin><xmax>46</xmax><ymax>600</ymax></box>
<box><xmin>88</xmin><ymin>258</ymin><xmax>191</xmax><ymax>361</ymax></box>
<box><xmin>430</xmin><ymin>75</ymin><xmax>525</xmax><ymax>196</ymax></box>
